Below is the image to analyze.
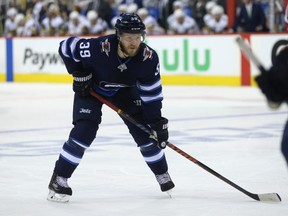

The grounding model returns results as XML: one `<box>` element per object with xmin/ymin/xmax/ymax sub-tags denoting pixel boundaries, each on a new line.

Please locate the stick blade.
<box><xmin>258</xmin><ymin>193</ymin><xmax>281</xmax><ymax>202</ymax></box>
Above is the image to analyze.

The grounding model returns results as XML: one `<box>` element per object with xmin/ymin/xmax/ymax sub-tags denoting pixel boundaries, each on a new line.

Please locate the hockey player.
<box><xmin>47</xmin><ymin>13</ymin><xmax>175</xmax><ymax>202</ymax></box>
<box><xmin>254</xmin><ymin>41</ymin><xmax>288</xmax><ymax>166</ymax></box>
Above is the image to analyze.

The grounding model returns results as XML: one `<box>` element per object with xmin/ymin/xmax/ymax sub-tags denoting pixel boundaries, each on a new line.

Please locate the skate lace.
<box><xmin>56</xmin><ymin>176</ymin><xmax>69</xmax><ymax>188</ymax></box>
<box><xmin>156</xmin><ymin>172</ymin><xmax>171</xmax><ymax>185</ymax></box>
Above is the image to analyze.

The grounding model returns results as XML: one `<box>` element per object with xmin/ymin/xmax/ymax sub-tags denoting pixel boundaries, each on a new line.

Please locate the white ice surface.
<box><xmin>1</xmin><ymin>83</ymin><xmax>288</xmax><ymax>216</ymax></box>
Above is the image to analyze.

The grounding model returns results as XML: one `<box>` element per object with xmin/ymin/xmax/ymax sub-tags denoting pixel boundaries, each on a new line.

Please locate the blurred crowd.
<box><xmin>0</xmin><ymin>0</ymin><xmax>287</xmax><ymax>37</ymax></box>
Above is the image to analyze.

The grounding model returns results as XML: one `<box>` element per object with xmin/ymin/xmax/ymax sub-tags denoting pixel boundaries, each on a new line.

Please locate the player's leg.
<box><xmin>121</xmin><ymin>113</ymin><xmax>175</xmax><ymax>192</ymax></box>
<box><xmin>111</xmin><ymin>89</ymin><xmax>175</xmax><ymax>192</ymax></box>
<box><xmin>47</xmin><ymin>93</ymin><xmax>103</xmax><ymax>202</ymax></box>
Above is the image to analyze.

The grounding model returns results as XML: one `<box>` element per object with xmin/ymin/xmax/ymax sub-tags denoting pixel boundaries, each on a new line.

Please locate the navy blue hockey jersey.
<box><xmin>58</xmin><ymin>34</ymin><xmax>164</xmax><ymax>124</ymax></box>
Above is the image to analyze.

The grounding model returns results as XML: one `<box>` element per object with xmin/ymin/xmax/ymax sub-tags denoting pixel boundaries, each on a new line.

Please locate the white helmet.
<box><xmin>118</xmin><ymin>4</ymin><xmax>127</xmax><ymax>13</ymax></box>
<box><xmin>7</xmin><ymin>7</ymin><xmax>18</xmax><ymax>18</ymax></box>
<box><xmin>174</xmin><ymin>9</ymin><xmax>185</xmax><ymax>19</ymax></box>
<box><xmin>69</xmin><ymin>11</ymin><xmax>79</xmax><ymax>20</ymax></box>
<box><xmin>211</xmin><ymin>5</ymin><xmax>224</xmax><ymax>15</ymax></box>
<box><xmin>173</xmin><ymin>1</ymin><xmax>183</xmax><ymax>9</ymax></box>
<box><xmin>137</xmin><ymin>8</ymin><xmax>148</xmax><ymax>17</ymax></box>
<box><xmin>126</xmin><ymin>3</ymin><xmax>138</xmax><ymax>13</ymax></box>
<box><xmin>14</xmin><ymin>13</ymin><xmax>25</xmax><ymax>25</ymax></box>
<box><xmin>87</xmin><ymin>10</ymin><xmax>98</xmax><ymax>21</ymax></box>
<box><xmin>205</xmin><ymin>1</ymin><xmax>216</xmax><ymax>11</ymax></box>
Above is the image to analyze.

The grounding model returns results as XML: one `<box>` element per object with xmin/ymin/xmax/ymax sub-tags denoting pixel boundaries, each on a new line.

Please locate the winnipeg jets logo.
<box><xmin>79</xmin><ymin>108</ymin><xmax>91</xmax><ymax>114</ymax></box>
<box><xmin>101</xmin><ymin>38</ymin><xmax>110</xmax><ymax>57</ymax></box>
<box><xmin>143</xmin><ymin>46</ymin><xmax>152</xmax><ymax>61</ymax></box>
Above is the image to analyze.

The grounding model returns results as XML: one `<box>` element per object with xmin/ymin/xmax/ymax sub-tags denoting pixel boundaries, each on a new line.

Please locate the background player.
<box><xmin>254</xmin><ymin>40</ymin><xmax>288</xmax><ymax>167</ymax></box>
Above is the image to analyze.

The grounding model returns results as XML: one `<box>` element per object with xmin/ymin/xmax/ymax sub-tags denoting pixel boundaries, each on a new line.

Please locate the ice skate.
<box><xmin>155</xmin><ymin>172</ymin><xmax>175</xmax><ymax>197</ymax></box>
<box><xmin>47</xmin><ymin>173</ymin><xmax>72</xmax><ymax>203</ymax></box>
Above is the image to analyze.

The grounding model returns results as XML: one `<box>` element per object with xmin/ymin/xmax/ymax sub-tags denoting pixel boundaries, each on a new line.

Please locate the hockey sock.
<box><xmin>140</xmin><ymin>142</ymin><xmax>168</xmax><ymax>175</ymax></box>
<box><xmin>54</xmin><ymin>137</ymin><xmax>89</xmax><ymax>178</ymax></box>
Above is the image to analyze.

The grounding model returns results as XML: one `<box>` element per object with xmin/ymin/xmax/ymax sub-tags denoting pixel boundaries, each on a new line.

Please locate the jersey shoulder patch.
<box><xmin>142</xmin><ymin>45</ymin><xmax>153</xmax><ymax>62</ymax></box>
<box><xmin>100</xmin><ymin>38</ymin><xmax>111</xmax><ymax>57</ymax></box>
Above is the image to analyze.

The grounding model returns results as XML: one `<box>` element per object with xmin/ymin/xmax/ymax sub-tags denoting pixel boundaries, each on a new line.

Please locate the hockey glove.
<box><xmin>150</xmin><ymin>117</ymin><xmax>169</xmax><ymax>149</ymax></box>
<box><xmin>72</xmin><ymin>71</ymin><xmax>93</xmax><ymax>97</ymax></box>
<box><xmin>255</xmin><ymin>68</ymin><xmax>285</xmax><ymax>102</ymax></box>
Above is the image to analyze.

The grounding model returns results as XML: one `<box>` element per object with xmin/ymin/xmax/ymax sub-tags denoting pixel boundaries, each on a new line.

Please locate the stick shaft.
<box><xmin>167</xmin><ymin>143</ymin><xmax>258</xmax><ymax>199</ymax></box>
<box><xmin>235</xmin><ymin>37</ymin><xmax>267</xmax><ymax>74</ymax></box>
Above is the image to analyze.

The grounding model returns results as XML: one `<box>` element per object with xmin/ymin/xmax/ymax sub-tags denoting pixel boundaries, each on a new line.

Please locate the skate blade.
<box><xmin>47</xmin><ymin>190</ymin><xmax>70</xmax><ymax>203</ymax></box>
<box><xmin>166</xmin><ymin>189</ymin><xmax>173</xmax><ymax>198</ymax></box>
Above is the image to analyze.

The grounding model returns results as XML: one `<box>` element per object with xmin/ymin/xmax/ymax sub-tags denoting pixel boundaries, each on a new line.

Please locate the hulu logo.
<box><xmin>147</xmin><ymin>39</ymin><xmax>211</xmax><ymax>72</ymax></box>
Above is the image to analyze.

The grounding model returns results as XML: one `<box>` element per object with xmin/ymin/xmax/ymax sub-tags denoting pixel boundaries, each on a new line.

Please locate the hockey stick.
<box><xmin>89</xmin><ymin>90</ymin><xmax>281</xmax><ymax>202</ymax></box>
<box><xmin>235</xmin><ymin>37</ymin><xmax>283</xmax><ymax>109</ymax></box>
<box><xmin>235</xmin><ymin>37</ymin><xmax>267</xmax><ymax>74</ymax></box>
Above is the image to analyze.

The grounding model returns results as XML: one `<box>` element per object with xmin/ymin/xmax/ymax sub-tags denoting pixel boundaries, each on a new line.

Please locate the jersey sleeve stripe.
<box><xmin>61</xmin><ymin>39</ymin><xmax>70</xmax><ymax>58</ymax></box>
<box><xmin>70</xmin><ymin>38</ymin><xmax>80</xmax><ymax>62</ymax></box>
<box><xmin>140</xmin><ymin>91</ymin><xmax>163</xmax><ymax>103</ymax></box>
<box><xmin>60</xmin><ymin>37</ymin><xmax>80</xmax><ymax>62</ymax></box>
<box><xmin>137</xmin><ymin>79</ymin><xmax>162</xmax><ymax>92</ymax></box>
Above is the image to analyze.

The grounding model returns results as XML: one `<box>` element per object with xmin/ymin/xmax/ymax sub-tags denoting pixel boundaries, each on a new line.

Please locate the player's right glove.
<box><xmin>150</xmin><ymin>117</ymin><xmax>169</xmax><ymax>149</ymax></box>
<box><xmin>72</xmin><ymin>71</ymin><xmax>93</xmax><ymax>97</ymax></box>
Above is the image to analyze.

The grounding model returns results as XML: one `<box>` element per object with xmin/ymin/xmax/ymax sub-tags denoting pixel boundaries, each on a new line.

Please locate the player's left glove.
<box><xmin>150</xmin><ymin>117</ymin><xmax>169</xmax><ymax>149</ymax></box>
